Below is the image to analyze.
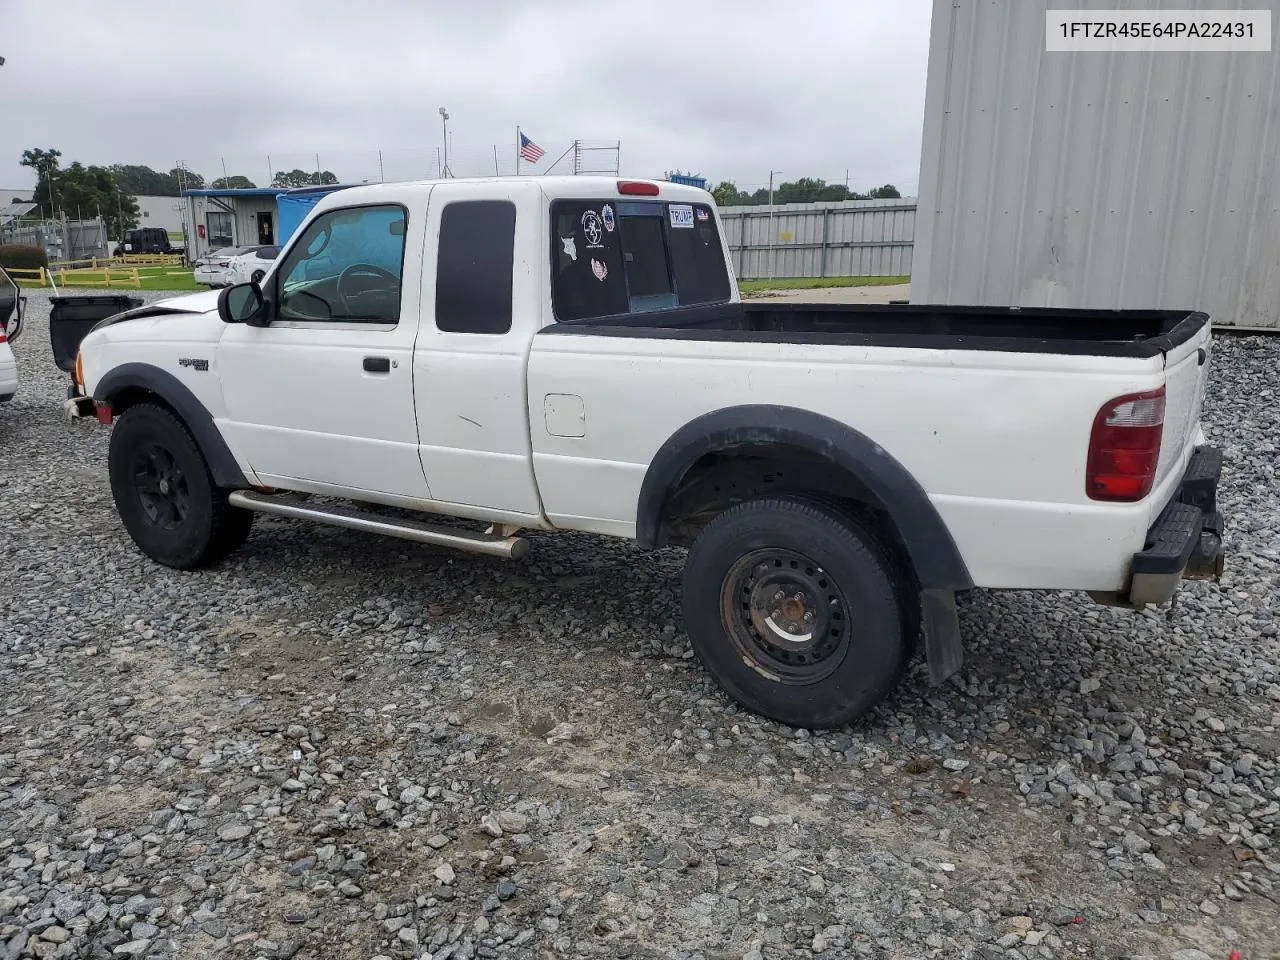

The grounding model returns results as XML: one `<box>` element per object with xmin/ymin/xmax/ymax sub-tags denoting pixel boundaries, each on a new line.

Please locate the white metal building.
<box><xmin>133</xmin><ymin>195</ymin><xmax>185</xmax><ymax>237</ymax></box>
<box><xmin>913</xmin><ymin>0</ymin><xmax>1280</xmax><ymax>331</ymax></box>
<box><xmin>181</xmin><ymin>188</ymin><xmax>281</xmax><ymax>261</ymax></box>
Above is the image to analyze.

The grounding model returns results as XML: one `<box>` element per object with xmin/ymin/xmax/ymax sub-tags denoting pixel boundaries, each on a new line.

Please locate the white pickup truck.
<box><xmin>66</xmin><ymin>176</ymin><xmax>1226</xmax><ymax>728</ymax></box>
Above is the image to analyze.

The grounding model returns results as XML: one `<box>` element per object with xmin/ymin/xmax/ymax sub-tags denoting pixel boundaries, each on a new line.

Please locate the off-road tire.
<box><xmin>108</xmin><ymin>403</ymin><xmax>252</xmax><ymax>569</ymax></box>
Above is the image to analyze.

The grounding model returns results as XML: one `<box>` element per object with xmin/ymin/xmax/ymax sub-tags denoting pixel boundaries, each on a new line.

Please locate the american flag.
<box><xmin>518</xmin><ymin>132</ymin><xmax>545</xmax><ymax>163</ymax></box>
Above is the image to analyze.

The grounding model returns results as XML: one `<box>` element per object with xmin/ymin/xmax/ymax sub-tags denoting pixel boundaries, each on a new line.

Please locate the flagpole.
<box><xmin>515</xmin><ymin>126</ymin><xmax>520</xmax><ymax>177</ymax></box>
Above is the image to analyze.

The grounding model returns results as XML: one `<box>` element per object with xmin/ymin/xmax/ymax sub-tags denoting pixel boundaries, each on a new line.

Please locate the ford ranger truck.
<box><xmin>65</xmin><ymin>177</ymin><xmax>1226</xmax><ymax>728</ymax></box>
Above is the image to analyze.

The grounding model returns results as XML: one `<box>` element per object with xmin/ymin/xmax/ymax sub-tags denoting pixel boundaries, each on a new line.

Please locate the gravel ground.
<box><xmin>2</xmin><ymin>289</ymin><xmax>1277</xmax><ymax>960</ymax></box>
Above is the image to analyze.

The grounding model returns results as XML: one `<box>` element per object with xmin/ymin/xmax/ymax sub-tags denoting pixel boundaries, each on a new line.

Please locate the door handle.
<box><xmin>363</xmin><ymin>356</ymin><xmax>391</xmax><ymax>373</ymax></box>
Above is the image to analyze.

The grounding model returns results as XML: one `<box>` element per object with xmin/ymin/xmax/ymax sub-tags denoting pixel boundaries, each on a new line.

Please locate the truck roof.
<box><xmin>308</xmin><ymin>176</ymin><xmax>713</xmax><ymax>212</ymax></box>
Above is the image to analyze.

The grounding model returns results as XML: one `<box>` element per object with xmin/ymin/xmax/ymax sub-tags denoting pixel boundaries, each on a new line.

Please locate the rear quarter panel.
<box><xmin>527</xmin><ymin>334</ymin><xmax>1170</xmax><ymax>592</ymax></box>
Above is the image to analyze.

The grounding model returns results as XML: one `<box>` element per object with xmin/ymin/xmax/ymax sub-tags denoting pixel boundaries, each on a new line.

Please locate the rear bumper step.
<box><xmin>1128</xmin><ymin>446</ymin><xmax>1225</xmax><ymax>608</ymax></box>
<box><xmin>227</xmin><ymin>490</ymin><xmax>530</xmax><ymax>560</ymax></box>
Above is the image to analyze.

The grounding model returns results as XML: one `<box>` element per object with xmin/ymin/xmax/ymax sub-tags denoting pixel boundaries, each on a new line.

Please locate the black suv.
<box><xmin>121</xmin><ymin>228</ymin><xmax>172</xmax><ymax>255</ymax></box>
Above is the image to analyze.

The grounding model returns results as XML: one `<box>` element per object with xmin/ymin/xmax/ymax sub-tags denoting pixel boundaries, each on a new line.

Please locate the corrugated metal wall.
<box><xmin>719</xmin><ymin>199</ymin><xmax>916</xmax><ymax>279</ymax></box>
<box><xmin>185</xmin><ymin>195</ymin><xmax>278</xmax><ymax>259</ymax></box>
<box><xmin>913</xmin><ymin>0</ymin><xmax>1280</xmax><ymax>330</ymax></box>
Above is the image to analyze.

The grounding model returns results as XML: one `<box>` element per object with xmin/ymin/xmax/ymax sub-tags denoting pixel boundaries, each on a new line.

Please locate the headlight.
<box><xmin>74</xmin><ymin>351</ymin><xmax>84</xmax><ymax>388</ymax></box>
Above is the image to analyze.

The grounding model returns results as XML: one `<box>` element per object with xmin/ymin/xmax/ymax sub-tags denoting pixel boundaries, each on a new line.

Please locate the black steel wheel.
<box><xmin>683</xmin><ymin>495</ymin><xmax>914</xmax><ymax>728</ymax></box>
<box><xmin>722</xmin><ymin>548</ymin><xmax>852</xmax><ymax>685</ymax></box>
<box><xmin>131</xmin><ymin>443</ymin><xmax>192</xmax><ymax>530</ymax></box>
<box><xmin>109</xmin><ymin>403</ymin><xmax>252</xmax><ymax>569</ymax></box>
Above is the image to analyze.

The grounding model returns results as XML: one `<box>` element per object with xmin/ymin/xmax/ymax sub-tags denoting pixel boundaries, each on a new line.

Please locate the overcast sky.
<box><xmin>1</xmin><ymin>0</ymin><xmax>933</xmax><ymax>195</ymax></box>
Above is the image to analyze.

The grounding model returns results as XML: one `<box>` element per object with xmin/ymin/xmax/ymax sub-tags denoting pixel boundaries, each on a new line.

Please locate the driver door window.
<box><xmin>275</xmin><ymin>204</ymin><xmax>407</xmax><ymax>323</ymax></box>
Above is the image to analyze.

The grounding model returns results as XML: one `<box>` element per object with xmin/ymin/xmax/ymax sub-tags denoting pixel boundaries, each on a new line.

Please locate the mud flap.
<box><xmin>921</xmin><ymin>588</ymin><xmax>963</xmax><ymax>684</ymax></box>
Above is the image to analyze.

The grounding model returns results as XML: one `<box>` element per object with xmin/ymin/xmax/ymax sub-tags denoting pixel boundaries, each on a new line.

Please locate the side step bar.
<box><xmin>227</xmin><ymin>490</ymin><xmax>530</xmax><ymax>560</ymax></box>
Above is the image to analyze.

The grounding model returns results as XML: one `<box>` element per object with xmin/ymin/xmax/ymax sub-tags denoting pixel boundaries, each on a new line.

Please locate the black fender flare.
<box><xmin>636</xmin><ymin>404</ymin><xmax>972</xmax><ymax>591</ymax></box>
<box><xmin>93</xmin><ymin>362</ymin><xmax>248</xmax><ymax>489</ymax></box>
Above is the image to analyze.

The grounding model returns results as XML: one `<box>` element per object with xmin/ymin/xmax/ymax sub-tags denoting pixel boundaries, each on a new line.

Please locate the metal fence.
<box><xmin>0</xmin><ymin>218</ymin><xmax>109</xmax><ymax>263</ymax></box>
<box><xmin>718</xmin><ymin>199</ymin><xmax>916</xmax><ymax>280</ymax></box>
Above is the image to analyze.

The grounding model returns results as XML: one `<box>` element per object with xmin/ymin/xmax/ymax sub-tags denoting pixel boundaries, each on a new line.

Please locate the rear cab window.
<box><xmin>550</xmin><ymin>197</ymin><xmax>730</xmax><ymax>322</ymax></box>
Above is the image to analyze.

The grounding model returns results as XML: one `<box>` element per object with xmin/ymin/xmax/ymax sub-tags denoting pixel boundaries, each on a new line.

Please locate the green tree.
<box><xmin>170</xmin><ymin>167</ymin><xmax>205</xmax><ymax>190</ymax></box>
<box><xmin>109</xmin><ymin>164</ymin><xmax>179</xmax><ymax>196</ymax></box>
<box><xmin>19</xmin><ymin>147</ymin><xmax>62</xmax><ymax>217</ymax></box>
<box><xmin>774</xmin><ymin>177</ymin><xmax>836</xmax><ymax>204</ymax></box>
<box><xmin>210</xmin><ymin>175</ymin><xmax>256</xmax><ymax>189</ymax></box>
<box><xmin>711</xmin><ymin>181</ymin><xmax>749</xmax><ymax>207</ymax></box>
<box><xmin>864</xmin><ymin>184</ymin><xmax>902</xmax><ymax>199</ymax></box>
<box><xmin>271</xmin><ymin>168</ymin><xmax>338</xmax><ymax>188</ymax></box>
<box><xmin>19</xmin><ymin>148</ymin><xmax>138</xmax><ymax>233</ymax></box>
<box><xmin>57</xmin><ymin>162</ymin><xmax>140</xmax><ymax>236</ymax></box>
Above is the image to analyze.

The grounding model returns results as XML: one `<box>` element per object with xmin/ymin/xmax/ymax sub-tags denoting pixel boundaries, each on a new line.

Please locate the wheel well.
<box><xmin>110</xmin><ymin>386</ymin><xmax>172</xmax><ymax>418</ymax></box>
<box><xmin>660</xmin><ymin>442</ymin><xmax>908</xmax><ymax>560</ymax></box>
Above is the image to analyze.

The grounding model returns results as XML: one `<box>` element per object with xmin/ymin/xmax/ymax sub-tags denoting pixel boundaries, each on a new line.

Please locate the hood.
<box><xmin>151</xmin><ymin>289</ymin><xmax>223</xmax><ymax>314</ymax></box>
<box><xmin>91</xmin><ymin>289</ymin><xmax>221</xmax><ymax>332</ymax></box>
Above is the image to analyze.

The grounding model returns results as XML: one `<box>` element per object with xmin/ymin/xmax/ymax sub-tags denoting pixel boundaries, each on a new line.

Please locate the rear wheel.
<box><xmin>682</xmin><ymin>496</ymin><xmax>912</xmax><ymax>728</ymax></box>
<box><xmin>108</xmin><ymin>403</ymin><xmax>252</xmax><ymax>569</ymax></box>
<box><xmin>251</xmin><ymin>269</ymin><xmax>266</xmax><ymax>283</ymax></box>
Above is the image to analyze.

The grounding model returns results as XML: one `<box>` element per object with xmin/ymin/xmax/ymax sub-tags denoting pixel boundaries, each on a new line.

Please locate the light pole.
<box><xmin>767</xmin><ymin>170</ymin><xmax>783</xmax><ymax>280</ymax></box>
<box><xmin>439</xmin><ymin>107</ymin><xmax>450</xmax><ymax>178</ymax></box>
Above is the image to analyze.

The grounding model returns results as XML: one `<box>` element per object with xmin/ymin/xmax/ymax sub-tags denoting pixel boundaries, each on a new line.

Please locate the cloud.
<box><xmin>0</xmin><ymin>0</ymin><xmax>931</xmax><ymax>193</ymax></box>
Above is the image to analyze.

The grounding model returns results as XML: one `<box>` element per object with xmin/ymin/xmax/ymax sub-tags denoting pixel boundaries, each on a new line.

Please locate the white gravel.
<box><xmin>1</xmin><ymin>289</ymin><xmax>1277</xmax><ymax>959</ymax></box>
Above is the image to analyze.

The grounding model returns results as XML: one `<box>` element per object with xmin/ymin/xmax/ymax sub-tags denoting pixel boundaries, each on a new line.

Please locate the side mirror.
<box><xmin>218</xmin><ymin>282</ymin><xmax>268</xmax><ymax>326</ymax></box>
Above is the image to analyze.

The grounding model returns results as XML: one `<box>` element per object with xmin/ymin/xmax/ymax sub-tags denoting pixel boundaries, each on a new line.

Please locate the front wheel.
<box><xmin>682</xmin><ymin>496</ymin><xmax>913</xmax><ymax>729</ymax></box>
<box><xmin>108</xmin><ymin>403</ymin><xmax>252</xmax><ymax>569</ymax></box>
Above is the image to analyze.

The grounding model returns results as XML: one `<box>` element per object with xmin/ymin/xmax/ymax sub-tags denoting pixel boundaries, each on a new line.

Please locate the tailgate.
<box><xmin>1155</xmin><ymin>314</ymin><xmax>1213</xmax><ymax>489</ymax></box>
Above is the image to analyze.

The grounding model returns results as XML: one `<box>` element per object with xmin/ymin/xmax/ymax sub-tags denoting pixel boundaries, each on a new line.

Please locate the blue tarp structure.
<box><xmin>276</xmin><ymin>191</ymin><xmax>332</xmax><ymax>246</ymax></box>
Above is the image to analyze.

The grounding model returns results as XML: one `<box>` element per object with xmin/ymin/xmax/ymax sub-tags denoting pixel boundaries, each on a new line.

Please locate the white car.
<box><xmin>192</xmin><ymin>247</ymin><xmax>244</xmax><ymax>288</ymax></box>
<box><xmin>225</xmin><ymin>245</ymin><xmax>280</xmax><ymax>286</ymax></box>
<box><xmin>67</xmin><ymin>176</ymin><xmax>1225</xmax><ymax>729</ymax></box>
<box><xmin>0</xmin><ymin>265</ymin><xmax>24</xmax><ymax>402</ymax></box>
<box><xmin>194</xmin><ymin>246</ymin><xmax>277</xmax><ymax>288</ymax></box>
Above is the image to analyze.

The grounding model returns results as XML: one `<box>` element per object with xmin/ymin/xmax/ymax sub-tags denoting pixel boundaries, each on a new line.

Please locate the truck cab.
<box><xmin>201</xmin><ymin>177</ymin><xmax>732</xmax><ymax>525</ymax></box>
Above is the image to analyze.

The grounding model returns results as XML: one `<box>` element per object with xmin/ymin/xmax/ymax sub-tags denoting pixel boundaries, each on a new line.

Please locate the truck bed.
<box><xmin>543</xmin><ymin>301</ymin><xmax>1209</xmax><ymax>359</ymax></box>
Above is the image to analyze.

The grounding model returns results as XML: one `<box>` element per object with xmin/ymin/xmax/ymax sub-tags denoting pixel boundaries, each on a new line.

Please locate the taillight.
<box><xmin>617</xmin><ymin>180</ymin><xmax>660</xmax><ymax>196</ymax></box>
<box><xmin>1086</xmin><ymin>387</ymin><xmax>1165</xmax><ymax>502</ymax></box>
<box><xmin>0</xmin><ymin>329</ymin><xmax>6</xmax><ymax>344</ymax></box>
